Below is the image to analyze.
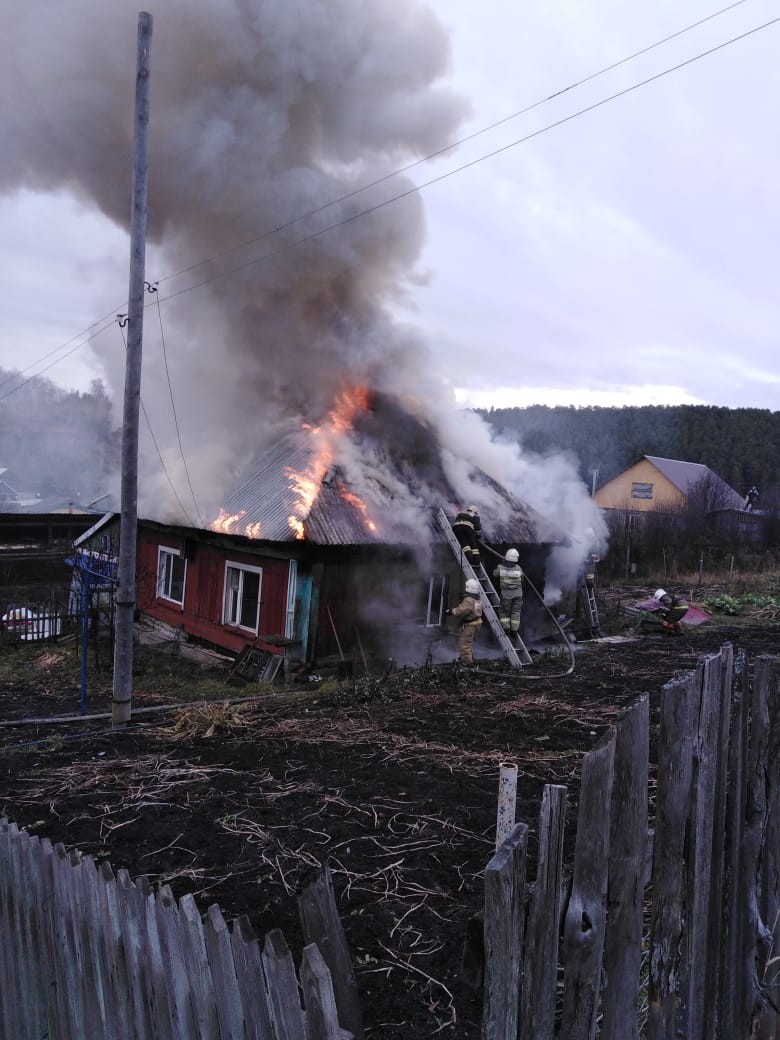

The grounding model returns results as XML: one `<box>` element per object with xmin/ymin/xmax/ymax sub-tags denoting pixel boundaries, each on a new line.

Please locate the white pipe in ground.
<box><xmin>496</xmin><ymin>761</ymin><xmax>518</xmax><ymax>850</ymax></box>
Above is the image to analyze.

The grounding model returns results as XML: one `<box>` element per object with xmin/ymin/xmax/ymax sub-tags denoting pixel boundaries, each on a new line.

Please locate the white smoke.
<box><xmin>4</xmin><ymin>0</ymin><xmax>604</xmax><ymax>594</ymax></box>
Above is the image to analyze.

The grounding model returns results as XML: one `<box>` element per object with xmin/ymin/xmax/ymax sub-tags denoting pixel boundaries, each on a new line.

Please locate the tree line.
<box><xmin>480</xmin><ymin>403</ymin><xmax>780</xmax><ymax>499</ymax></box>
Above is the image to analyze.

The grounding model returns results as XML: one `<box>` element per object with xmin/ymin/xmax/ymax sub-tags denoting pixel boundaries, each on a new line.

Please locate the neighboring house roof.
<box><xmin>73</xmin><ymin>512</ymin><xmax>118</xmax><ymax>548</ymax></box>
<box><xmin>218</xmin><ymin>429</ymin><xmax>560</xmax><ymax>547</ymax></box>
<box><xmin>644</xmin><ymin>456</ymin><xmax>744</xmax><ymax>510</ymax></box>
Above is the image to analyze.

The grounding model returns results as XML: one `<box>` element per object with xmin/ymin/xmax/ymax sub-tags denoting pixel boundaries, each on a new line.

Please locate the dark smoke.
<box><xmin>3</xmin><ymin>0</ymin><xmax>607</xmax><ymax>592</ymax></box>
<box><xmin>3</xmin><ymin>0</ymin><xmax>466</xmax><ymax>513</ymax></box>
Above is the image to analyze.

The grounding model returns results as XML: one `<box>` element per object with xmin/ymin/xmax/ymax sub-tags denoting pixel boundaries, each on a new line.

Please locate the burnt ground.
<box><xmin>0</xmin><ymin>619</ymin><xmax>778</xmax><ymax>1037</ymax></box>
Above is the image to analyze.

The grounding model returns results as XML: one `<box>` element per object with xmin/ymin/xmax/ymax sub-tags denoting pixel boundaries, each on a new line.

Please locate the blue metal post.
<box><xmin>80</xmin><ymin>570</ymin><xmax>90</xmax><ymax>716</ymax></box>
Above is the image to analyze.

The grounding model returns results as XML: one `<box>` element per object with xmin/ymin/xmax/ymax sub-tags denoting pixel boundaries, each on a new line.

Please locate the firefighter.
<box><xmin>745</xmin><ymin>485</ymin><xmax>759</xmax><ymax>511</ymax></box>
<box><xmin>653</xmin><ymin>588</ymin><xmax>689</xmax><ymax>635</ymax></box>
<box><xmin>493</xmin><ymin>548</ymin><xmax>523</xmax><ymax>635</ymax></box>
<box><xmin>452</xmin><ymin>506</ymin><xmax>482</xmax><ymax>567</ymax></box>
<box><xmin>446</xmin><ymin>578</ymin><xmax>483</xmax><ymax>665</ymax></box>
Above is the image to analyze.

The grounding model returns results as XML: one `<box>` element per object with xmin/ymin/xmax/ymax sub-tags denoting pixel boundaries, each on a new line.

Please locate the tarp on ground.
<box><xmin>635</xmin><ymin>598</ymin><xmax>711</xmax><ymax>626</ymax></box>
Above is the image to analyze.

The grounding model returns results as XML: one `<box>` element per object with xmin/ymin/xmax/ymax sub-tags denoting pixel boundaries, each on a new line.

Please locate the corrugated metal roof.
<box><xmin>216</xmin><ymin>429</ymin><xmax>561</xmax><ymax>547</ymax></box>
<box><xmin>646</xmin><ymin>456</ymin><xmax>744</xmax><ymax>509</ymax></box>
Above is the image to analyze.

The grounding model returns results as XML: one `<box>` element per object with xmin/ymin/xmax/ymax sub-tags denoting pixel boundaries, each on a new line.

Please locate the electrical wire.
<box><xmin>152</xmin><ymin>0</ymin><xmax>757</xmax><ymax>291</ymax></box>
<box><xmin>117</xmin><ymin>323</ymin><xmax>196</xmax><ymax>526</ymax></box>
<box><xmin>154</xmin><ymin>13</ymin><xmax>780</xmax><ymax>308</ymax></box>
<box><xmin>0</xmin><ymin>0</ymin><xmax>769</xmax><ymax>394</ymax></box>
<box><xmin>151</xmin><ymin>290</ymin><xmax>205</xmax><ymax>526</ymax></box>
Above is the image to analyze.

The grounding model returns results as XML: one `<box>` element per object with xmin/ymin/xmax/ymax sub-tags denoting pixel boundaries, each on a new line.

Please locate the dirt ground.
<box><xmin>1</xmin><ymin>615</ymin><xmax>778</xmax><ymax>1038</ymax></box>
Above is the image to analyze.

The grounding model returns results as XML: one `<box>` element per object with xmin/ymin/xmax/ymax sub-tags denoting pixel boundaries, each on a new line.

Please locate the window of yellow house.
<box><xmin>631</xmin><ymin>482</ymin><xmax>654</xmax><ymax>499</ymax></box>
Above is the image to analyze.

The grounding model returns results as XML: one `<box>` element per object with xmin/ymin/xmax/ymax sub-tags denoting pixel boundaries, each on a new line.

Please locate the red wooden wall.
<box><xmin>137</xmin><ymin>528</ymin><xmax>291</xmax><ymax>654</ymax></box>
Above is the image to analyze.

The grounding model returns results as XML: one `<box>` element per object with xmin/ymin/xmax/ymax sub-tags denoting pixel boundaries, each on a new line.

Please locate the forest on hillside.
<box><xmin>480</xmin><ymin>404</ymin><xmax>780</xmax><ymax>500</ymax></box>
<box><xmin>0</xmin><ymin>368</ymin><xmax>118</xmax><ymax>506</ymax></box>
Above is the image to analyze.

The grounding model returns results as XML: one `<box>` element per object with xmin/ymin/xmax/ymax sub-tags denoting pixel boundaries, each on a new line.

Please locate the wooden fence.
<box><xmin>0</xmin><ymin>826</ymin><xmax>361</xmax><ymax>1040</ymax></box>
<box><xmin>480</xmin><ymin>644</ymin><xmax>780</xmax><ymax>1039</ymax></box>
<box><xmin>0</xmin><ymin>602</ymin><xmax>63</xmax><ymax>645</ymax></box>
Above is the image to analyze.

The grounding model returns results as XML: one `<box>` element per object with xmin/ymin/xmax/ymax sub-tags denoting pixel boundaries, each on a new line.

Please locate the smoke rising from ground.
<box><xmin>4</xmin><ymin>0</ymin><xmax>604</xmax><ymax>591</ymax></box>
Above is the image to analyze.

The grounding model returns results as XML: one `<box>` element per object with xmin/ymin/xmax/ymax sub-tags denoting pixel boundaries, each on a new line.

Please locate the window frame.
<box><xmin>631</xmin><ymin>482</ymin><xmax>654</xmax><ymax>500</ymax></box>
<box><xmin>156</xmin><ymin>545</ymin><xmax>187</xmax><ymax>606</ymax></box>
<box><xmin>222</xmin><ymin>561</ymin><xmax>263</xmax><ymax>634</ymax></box>
<box><xmin>424</xmin><ymin>575</ymin><xmax>448</xmax><ymax>627</ymax></box>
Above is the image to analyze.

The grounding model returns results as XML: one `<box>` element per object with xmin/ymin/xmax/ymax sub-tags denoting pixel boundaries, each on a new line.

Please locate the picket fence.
<box><xmin>479</xmin><ymin>644</ymin><xmax>780</xmax><ymax>1039</ymax></box>
<box><xmin>0</xmin><ymin>828</ymin><xmax>361</xmax><ymax>1040</ymax></box>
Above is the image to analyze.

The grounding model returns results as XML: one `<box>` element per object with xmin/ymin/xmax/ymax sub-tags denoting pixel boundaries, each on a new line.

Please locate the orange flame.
<box><xmin>210</xmin><ymin>509</ymin><xmax>262</xmax><ymax>540</ymax></box>
<box><xmin>339</xmin><ymin>488</ymin><xmax>378</xmax><ymax>534</ymax></box>
<box><xmin>210</xmin><ymin>508</ymin><xmax>247</xmax><ymax>534</ymax></box>
<box><xmin>285</xmin><ymin>384</ymin><xmax>370</xmax><ymax>539</ymax></box>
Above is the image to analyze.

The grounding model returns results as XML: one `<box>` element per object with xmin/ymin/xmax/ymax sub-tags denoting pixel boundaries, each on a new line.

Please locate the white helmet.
<box><xmin>505</xmin><ymin>548</ymin><xmax>519</xmax><ymax>563</ymax></box>
<box><xmin>466</xmin><ymin>505</ymin><xmax>479</xmax><ymax>516</ymax></box>
<box><xmin>465</xmin><ymin>578</ymin><xmax>480</xmax><ymax>594</ymax></box>
<box><xmin>653</xmin><ymin>588</ymin><xmax>667</xmax><ymax>601</ymax></box>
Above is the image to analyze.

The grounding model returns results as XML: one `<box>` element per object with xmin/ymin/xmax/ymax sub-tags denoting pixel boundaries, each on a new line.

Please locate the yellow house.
<box><xmin>594</xmin><ymin>456</ymin><xmax>744</xmax><ymax>514</ymax></box>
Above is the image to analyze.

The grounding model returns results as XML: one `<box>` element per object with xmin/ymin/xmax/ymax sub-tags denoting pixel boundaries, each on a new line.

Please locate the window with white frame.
<box><xmin>424</xmin><ymin>575</ymin><xmax>448</xmax><ymax>627</ymax></box>
<box><xmin>157</xmin><ymin>546</ymin><xmax>186</xmax><ymax>605</ymax></box>
<box><xmin>223</xmin><ymin>562</ymin><xmax>262</xmax><ymax>632</ymax></box>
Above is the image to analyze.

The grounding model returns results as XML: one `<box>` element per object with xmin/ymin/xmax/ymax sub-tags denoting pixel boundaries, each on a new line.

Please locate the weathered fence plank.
<box><xmin>703</xmin><ymin>643</ymin><xmax>734</xmax><ymax>1040</ymax></box>
<box><xmin>560</xmin><ymin>727</ymin><xmax>616</xmax><ymax>1040</ymax></box>
<box><xmin>156</xmin><ymin>884</ymin><xmax>198</xmax><ymax>1038</ymax></box>
<box><xmin>262</xmin><ymin>928</ymin><xmax>307</xmax><ymax>1040</ymax></box>
<box><xmin>54</xmin><ymin>843</ymin><xmax>89</xmax><ymax>1037</ymax></box>
<box><xmin>758</xmin><ymin>656</ymin><xmax>780</xmax><ymax>1040</ymax></box>
<box><xmin>519</xmin><ymin>784</ymin><xmax>567</xmax><ymax>1040</ymax></box>
<box><xmin>205</xmin><ymin>902</ymin><xmax>246</xmax><ymax>1040</ymax></box>
<box><xmin>116</xmin><ymin>867</ymin><xmax>156</xmax><ymax>1039</ymax></box>
<box><xmin>482</xmin><ymin>821</ymin><xmax>528</xmax><ymax>1040</ymax></box>
<box><xmin>601</xmin><ymin>695</ymin><xmax>649</xmax><ymax>1040</ymax></box>
<box><xmin>298</xmin><ymin>863</ymin><xmax>364</xmax><ymax>1039</ymax></box>
<box><xmin>99</xmin><ymin>862</ymin><xmax>138</xmax><ymax>1040</ymax></box>
<box><xmin>179</xmin><ymin>892</ymin><xmax>221</xmax><ymax>1039</ymax></box>
<box><xmin>719</xmin><ymin>648</ymin><xmax>749</xmax><ymax>1038</ymax></box>
<box><xmin>301</xmin><ymin>941</ymin><xmax>354</xmax><ymax>1039</ymax></box>
<box><xmin>742</xmin><ymin>656</ymin><xmax>776</xmax><ymax>1035</ymax></box>
<box><xmin>137</xmin><ymin>874</ymin><xmax>176</xmax><ymax>1040</ymax></box>
<box><xmin>686</xmin><ymin>653</ymin><xmax>727</xmax><ymax>1040</ymax></box>
<box><xmin>230</xmin><ymin>914</ymin><xmax>274</xmax><ymax>1040</ymax></box>
<box><xmin>0</xmin><ymin>820</ymin><xmax>21</xmax><ymax>1039</ymax></box>
<box><xmin>647</xmin><ymin>671</ymin><xmax>697</xmax><ymax>1040</ymax></box>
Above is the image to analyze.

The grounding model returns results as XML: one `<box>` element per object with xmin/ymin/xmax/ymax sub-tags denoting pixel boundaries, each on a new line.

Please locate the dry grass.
<box><xmin>164</xmin><ymin>701</ymin><xmax>256</xmax><ymax>739</ymax></box>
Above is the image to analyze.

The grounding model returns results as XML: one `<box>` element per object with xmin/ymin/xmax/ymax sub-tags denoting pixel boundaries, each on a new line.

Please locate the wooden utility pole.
<box><xmin>113</xmin><ymin>12</ymin><xmax>153</xmax><ymax>728</ymax></box>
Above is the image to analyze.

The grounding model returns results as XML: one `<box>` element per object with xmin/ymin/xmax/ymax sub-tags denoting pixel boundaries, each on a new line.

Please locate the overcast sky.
<box><xmin>1</xmin><ymin>0</ymin><xmax>779</xmax><ymax>412</ymax></box>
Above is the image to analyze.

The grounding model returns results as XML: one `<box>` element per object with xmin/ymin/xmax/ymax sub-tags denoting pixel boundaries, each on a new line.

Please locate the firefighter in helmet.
<box><xmin>445</xmin><ymin>578</ymin><xmax>483</xmax><ymax>665</ymax></box>
<box><xmin>493</xmin><ymin>548</ymin><xmax>523</xmax><ymax>636</ymax></box>
<box><xmin>652</xmin><ymin>588</ymin><xmax>689</xmax><ymax>635</ymax></box>
<box><xmin>451</xmin><ymin>506</ymin><xmax>482</xmax><ymax>568</ymax></box>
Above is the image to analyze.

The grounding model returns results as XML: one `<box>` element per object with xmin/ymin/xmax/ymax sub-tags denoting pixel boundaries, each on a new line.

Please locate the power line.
<box><xmin>2</xmin><ymin>4</ymin><xmax>776</xmax><ymax>397</ymax></box>
<box><xmin>150</xmin><ymin>285</ymin><xmax>205</xmax><ymax>526</ymax></box>
<box><xmin>157</xmin><ymin>14</ymin><xmax>780</xmax><ymax>308</ymax></box>
<box><xmin>118</xmin><ymin>322</ymin><xmax>196</xmax><ymax>526</ymax></box>
<box><xmin>153</xmin><ymin>0</ymin><xmax>757</xmax><ymax>291</ymax></box>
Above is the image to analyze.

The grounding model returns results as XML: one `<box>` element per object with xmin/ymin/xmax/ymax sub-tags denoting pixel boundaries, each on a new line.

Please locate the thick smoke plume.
<box><xmin>3</xmin><ymin>0</ymin><xmax>604</xmax><ymax>591</ymax></box>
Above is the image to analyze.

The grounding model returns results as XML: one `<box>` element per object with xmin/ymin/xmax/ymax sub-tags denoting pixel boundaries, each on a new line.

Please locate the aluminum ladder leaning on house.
<box><xmin>580</xmin><ymin>577</ymin><xmax>602</xmax><ymax>637</ymax></box>
<box><xmin>435</xmin><ymin>507</ymin><xmax>532</xmax><ymax>667</ymax></box>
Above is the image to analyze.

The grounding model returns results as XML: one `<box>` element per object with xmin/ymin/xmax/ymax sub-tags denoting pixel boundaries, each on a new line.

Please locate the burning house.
<box><xmin>7</xmin><ymin>0</ymin><xmax>607</xmax><ymax>667</ymax></box>
<box><xmin>131</xmin><ymin>389</ymin><xmax>564</xmax><ymax>672</ymax></box>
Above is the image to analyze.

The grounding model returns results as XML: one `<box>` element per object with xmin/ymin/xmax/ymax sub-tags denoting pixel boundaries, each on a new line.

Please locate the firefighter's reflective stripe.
<box><xmin>495</xmin><ymin>564</ymin><xmax>523</xmax><ymax>597</ymax></box>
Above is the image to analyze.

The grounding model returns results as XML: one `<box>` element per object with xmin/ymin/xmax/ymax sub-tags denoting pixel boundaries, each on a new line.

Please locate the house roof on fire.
<box><xmin>217</xmin><ymin>432</ymin><xmax>561</xmax><ymax>548</ymax></box>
